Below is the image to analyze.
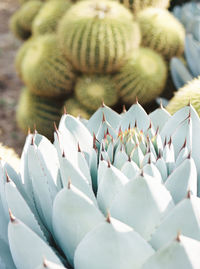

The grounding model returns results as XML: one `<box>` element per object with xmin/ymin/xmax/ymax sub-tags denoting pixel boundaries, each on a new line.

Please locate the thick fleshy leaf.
<box><xmin>59</xmin><ymin>114</ymin><xmax>93</xmax><ymax>162</ymax></box>
<box><xmin>165</xmin><ymin>157</ymin><xmax>197</xmax><ymax>204</ymax></box>
<box><xmin>150</xmin><ymin>195</ymin><xmax>200</xmax><ymax>250</ymax></box>
<box><xmin>120</xmin><ymin>103</ymin><xmax>151</xmax><ymax>133</ymax></box>
<box><xmin>143</xmin><ymin>235</ymin><xmax>200</xmax><ymax>269</ymax></box>
<box><xmin>149</xmin><ymin>107</ymin><xmax>170</xmax><ymax>132</ymax></box>
<box><xmin>155</xmin><ymin>157</ymin><xmax>168</xmax><ymax>183</ymax></box>
<box><xmin>5</xmin><ymin>181</ymin><xmax>46</xmax><ymax>241</ymax></box>
<box><xmin>97</xmin><ymin>164</ymin><xmax>129</xmax><ymax>214</ymax></box>
<box><xmin>8</xmin><ymin>218</ymin><xmax>62</xmax><ymax>269</ymax></box>
<box><xmin>110</xmin><ymin>175</ymin><xmax>174</xmax><ymax>240</ymax></box>
<box><xmin>121</xmin><ymin>160</ymin><xmax>139</xmax><ymax>180</ymax></box>
<box><xmin>87</xmin><ymin>105</ymin><xmax>121</xmax><ymax>135</ymax></box>
<box><xmin>113</xmin><ymin>148</ymin><xmax>128</xmax><ymax>170</ymax></box>
<box><xmin>35</xmin><ymin>259</ymin><xmax>67</xmax><ymax>269</ymax></box>
<box><xmin>52</xmin><ymin>186</ymin><xmax>104</xmax><ymax>266</ymax></box>
<box><xmin>170</xmin><ymin>58</ymin><xmax>193</xmax><ymax>89</ymax></box>
<box><xmin>0</xmin><ymin>237</ymin><xmax>16</xmax><ymax>269</ymax></box>
<box><xmin>59</xmin><ymin>156</ymin><xmax>96</xmax><ymax>204</ymax></box>
<box><xmin>185</xmin><ymin>35</ymin><xmax>200</xmax><ymax>77</ymax></box>
<box><xmin>143</xmin><ymin>163</ymin><xmax>162</xmax><ymax>183</ymax></box>
<box><xmin>74</xmin><ymin>218</ymin><xmax>154</xmax><ymax>269</ymax></box>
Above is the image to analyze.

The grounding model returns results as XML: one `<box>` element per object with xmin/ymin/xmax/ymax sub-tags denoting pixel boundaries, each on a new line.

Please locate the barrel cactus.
<box><xmin>1</xmin><ymin>102</ymin><xmax>200</xmax><ymax>268</ymax></box>
<box><xmin>58</xmin><ymin>0</ymin><xmax>141</xmax><ymax>73</ymax></box>
<box><xmin>137</xmin><ymin>7</ymin><xmax>185</xmax><ymax>59</ymax></box>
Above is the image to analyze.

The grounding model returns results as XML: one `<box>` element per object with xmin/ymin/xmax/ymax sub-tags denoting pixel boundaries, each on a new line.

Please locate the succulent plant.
<box><xmin>115</xmin><ymin>0</ymin><xmax>170</xmax><ymax>13</ymax></box>
<box><xmin>58</xmin><ymin>0</ymin><xmax>141</xmax><ymax>73</ymax></box>
<box><xmin>75</xmin><ymin>75</ymin><xmax>118</xmax><ymax>110</ymax></box>
<box><xmin>16</xmin><ymin>87</ymin><xmax>64</xmax><ymax>140</ymax></box>
<box><xmin>173</xmin><ymin>1</ymin><xmax>200</xmax><ymax>42</ymax></box>
<box><xmin>21</xmin><ymin>34</ymin><xmax>76</xmax><ymax>98</ymax></box>
<box><xmin>64</xmin><ymin>98</ymin><xmax>93</xmax><ymax>119</ymax></box>
<box><xmin>113</xmin><ymin>47</ymin><xmax>167</xmax><ymax>105</ymax></box>
<box><xmin>166</xmin><ymin>76</ymin><xmax>200</xmax><ymax>115</ymax></box>
<box><xmin>9</xmin><ymin>10</ymin><xmax>31</xmax><ymax>40</ymax></box>
<box><xmin>1</xmin><ymin>102</ymin><xmax>200</xmax><ymax>268</ymax></box>
<box><xmin>137</xmin><ymin>7</ymin><xmax>185</xmax><ymax>59</ymax></box>
<box><xmin>32</xmin><ymin>0</ymin><xmax>72</xmax><ymax>36</ymax></box>
<box><xmin>170</xmin><ymin>35</ymin><xmax>200</xmax><ymax>89</ymax></box>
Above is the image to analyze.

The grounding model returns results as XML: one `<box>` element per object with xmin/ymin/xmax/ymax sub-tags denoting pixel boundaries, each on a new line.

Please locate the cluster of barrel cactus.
<box><xmin>1</xmin><ymin>102</ymin><xmax>200</xmax><ymax>268</ymax></box>
<box><xmin>11</xmin><ymin>0</ymin><xmax>186</xmax><ymax>138</ymax></box>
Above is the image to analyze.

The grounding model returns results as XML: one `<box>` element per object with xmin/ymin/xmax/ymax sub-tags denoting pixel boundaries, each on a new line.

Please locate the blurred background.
<box><xmin>0</xmin><ymin>0</ymin><xmax>25</xmax><ymax>155</ymax></box>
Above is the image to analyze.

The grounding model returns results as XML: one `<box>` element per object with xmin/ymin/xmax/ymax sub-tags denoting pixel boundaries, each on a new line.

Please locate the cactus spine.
<box><xmin>166</xmin><ymin>77</ymin><xmax>200</xmax><ymax>116</ymax></box>
<box><xmin>116</xmin><ymin>0</ymin><xmax>170</xmax><ymax>13</ymax></box>
<box><xmin>32</xmin><ymin>0</ymin><xmax>72</xmax><ymax>35</ymax></box>
<box><xmin>75</xmin><ymin>75</ymin><xmax>119</xmax><ymax>110</ymax></box>
<box><xmin>21</xmin><ymin>34</ymin><xmax>76</xmax><ymax>98</ymax></box>
<box><xmin>114</xmin><ymin>47</ymin><xmax>167</xmax><ymax>105</ymax></box>
<box><xmin>137</xmin><ymin>7</ymin><xmax>185</xmax><ymax>59</ymax></box>
<box><xmin>58</xmin><ymin>0</ymin><xmax>141</xmax><ymax>73</ymax></box>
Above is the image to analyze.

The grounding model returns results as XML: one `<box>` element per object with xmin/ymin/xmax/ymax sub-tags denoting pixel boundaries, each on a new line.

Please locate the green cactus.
<box><xmin>58</xmin><ymin>0</ymin><xmax>141</xmax><ymax>74</ymax></box>
<box><xmin>167</xmin><ymin>77</ymin><xmax>200</xmax><ymax>115</ymax></box>
<box><xmin>137</xmin><ymin>7</ymin><xmax>185</xmax><ymax>59</ymax></box>
<box><xmin>75</xmin><ymin>75</ymin><xmax>119</xmax><ymax>110</ymax></box>
<box><xmin>114</xmin><ymin>47</ymin><xmax>167</xmax><ymax>105</ymax></box>
<box><xmin>115</xmin><ymin>0</ymin><xmax>170</xmax><ymax>13</ymax></box>
<box><xmin>32</xmin><ymin>0</ymin><xmax>72</xmax><ymax>36</ymax></box>
<box><xmin>16</xmin><ymin>1</ymin><xmax>43</xmax><ymax>32</ymax></box>
<box><xmin>9</xmin><ymin>11</ymin><xmax>31</xmax><ymax>40</ymax></box>
<box><xmin>15</xmin><ymin>38</ymin><xmax>36</xmax><ymax>79</ymax></box>
<box><xmin>21</xmin><ymin>34</ymin><xmax>76</xmax><ymax>98</ymax></box>
<box><xmin>65</xmin><ymin>98</ymin><xmax>93</xmax><ymax>119</ymax></box>
<box><xmin>16</xmin><ymin>87</ymin><xmax>64</xmax><ymax>139</ymax></box>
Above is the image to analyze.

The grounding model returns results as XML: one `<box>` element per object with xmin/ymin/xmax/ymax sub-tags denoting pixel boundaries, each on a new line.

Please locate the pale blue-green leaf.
<box><xmin>165</xmin><ymin>158</ymin><xmax>197</xmax><ymax>204</ymax></box>
<box><xmin>89</xmin><ymin>148</ymin><xmax>98</xmax><ymax>194</ymax></box>
<box><xmin>35</xmin><ymin>259</ymin><xmax>67</xmax><ymax>269</ymax></box>
<box><xmin>143</xmin><ymin>163</ymin><xmax>163</xmax><ymax>183</ymax></box>
<box><xmin>113</xmin><ymin>148</ymin><xmax>128</xmax><ymax>170</ymax></box>
<box><xmin>0</xmin><ymin>236</ymin><xmax>16</xmax><ymax>269</ymax></box>
<box><xmin>155</xmin><ymin>97</ymin><xmax>169</xmax><ymax>107</ymax></box>
<box><xmin>59</xmin><ymin>157</ymin><xmax>96</xmax><ymax>204</ymax></box>
<box><xmin>96</xmin><ymin>121</ymin><xmax>117</xmax><ymax>142</ymax></box>
<box><xmin>121</xmin><ymin>160</ymin><xmax>139</xmax><ymax>180</ymax></box>
<box><xmin>170</xmin><ymin>58</ymin><xmax>193</xmax><ymax>89</ymax></box>
<box><xmin>110</xmin><ymin>175</ymin><xmax>174</xmax><ymax>240</ymax></box>
<box><xmin>77</xmin><ymin>151</ymin><xmax>92</xmax><ymax>186</ymax></box>
<box><xmin>142</xmin><ymin>153</ymin><xmax>156</xmax><ymax>167</ymax></box>
<box><xmin>155</xmin><ymin>157</ymin><xmax>168</xmax><ymax>183</ymax></box>
<box><xmin>131</xmin><ymin>145</ymin><xmax>144</xmax><ymax>168</ymax></box>
<box><xmin>28</xmin><ymin>145</ymin><xmax>54</xmax><ymax>232</ymax></box>
<box><xmin>74</xmin><ymin>218</ymin><xmax>154</xmax><ymax>269</ymax></box>
<box><xmin>120</xmin><ymin>103</ymin><xmax>150</xmax><ymax>133</ymax></box>
<box><xmin>87</xmin><ymin>105</ymin><xmax>121</xmax><ymax>135</ymax></box>
<box><xmin>52</xmin><ymin>186</ymin><xmax>104</xmax><ymax>266</ymax></box>
<box><xmin>150</xmin><ymin>195</ymin><xmax>200</xmax><ymax>250</ymax></box>
<box><xmin>185</xmin><ymin>35</ymin><xmax>200</xmax><ymax>77</ymax></box>
<box><xmin>162</xmin><ymin>143</ymin><xmax>175</xmax><ymax>175</ymax></box>
<box><xmin>107</xmin><ymin>142</ymin><xmax>114</xmax><ymax>163</ymax></box>
<box><xmin>149</xmin><ymin>107</ymin><xmax>171</xmax><ymax>131</ymax></box>
<box><xmin>8</xmin><ymin>219</ymin><xmax>62</xmax><ymax>269</ymax></box>
<box><xmin>97</xmin><ymin>164</ymin><xmax>129</xmax><ymax>215</ymax></box>
<box><xmin>5</xmin><ymin>181</ymin><xmax>46</xmax><ymax>241</ymax></box>
<box><xmin>58</xmin><ymin>115</ymin><xmax>93</xmax><ymax>162</ymax></box>
<box><xmin>143</xmin><ymin>235</ymin><xmax>200</xmax><ymax>269</ymax></box>
<box><xmin>97</xmin><ymin>159</ymin><xmax>108</xmax><ymax>186</ymax></box>
<box><xmin>175</xmin><ymin>144</ymin><xmax>189</xmax><ymax>168</ymax></box>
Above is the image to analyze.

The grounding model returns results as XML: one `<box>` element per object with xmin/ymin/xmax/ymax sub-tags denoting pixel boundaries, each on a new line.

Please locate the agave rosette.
<box><xmin>1</xmin><ymin>102</ymin><xmax>200</xmax><ymax>269</ymax></box>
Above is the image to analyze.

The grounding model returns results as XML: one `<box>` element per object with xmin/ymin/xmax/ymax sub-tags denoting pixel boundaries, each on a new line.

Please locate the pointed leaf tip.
<box><xmin>187</xmin><ymin>190</ymin><xmax>191</xmax><ymax>199</ymax></box>
<box><xmin>9</xmin><ymin>209</ymin><xmax>16</xmax><ymax>223</ymax></box>
<box><xmin>43</xmin><ymin>257</ymin><xmax>47</xmax><ymax>268</ymax></box>
<box><xmin>102</xmin><ymin>113</ymin><xmax>106</xmax><ymax>123</ymax></box>
<box><xmin>68</xmin><ymin>178</ymin><xmax>71</xmax><ymax>190</ymax></box>
<box><xmin>107</xmin><ymin>161</ymin><xmax>111</xmax><ymax>168</ymax></box>
<box><xmin>176</xmin><ymin>231</ymin><xmax>181</xmax><ymax>242</ymax></box>
<box><xmin>106</xmin><ymin>211</ymin><xmax>111</xmax><ymax>223</ymax></box>
<box><xmin>5</xmin><ymin>171</ymin><xmax>11</xmax><ymax>183</ymax></box>
<box><xmin>122</xmin><ymin>105</ymin><xmax>126</xmax><ymax>113</ymax></box>
<box><xmin>63</xmin><ymin>106</ymin><xmax>67</xmax><ymax>115</ymax></box>
<box><xmin>78</xmin><ymin>143</ymin><xmax>81</xmax><ymax>152</ymax></box>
